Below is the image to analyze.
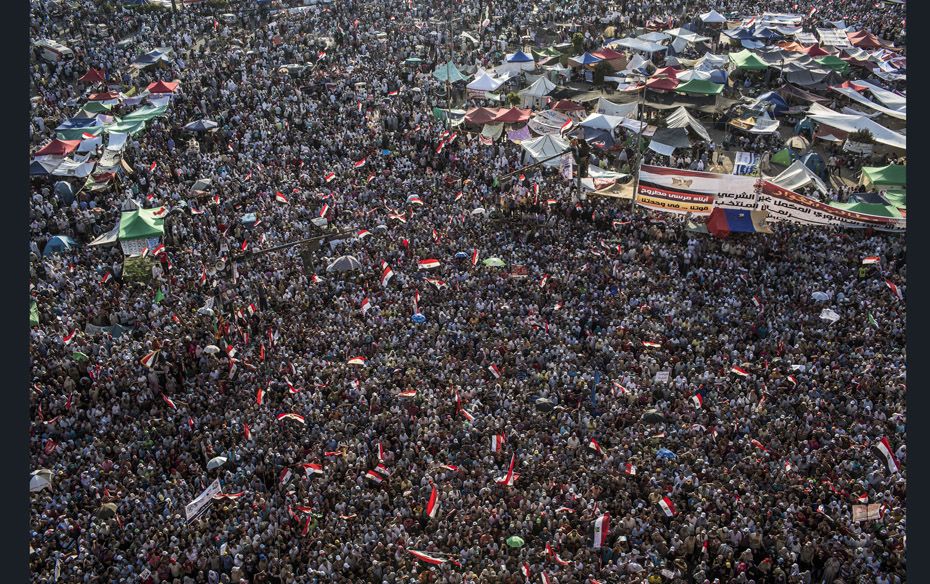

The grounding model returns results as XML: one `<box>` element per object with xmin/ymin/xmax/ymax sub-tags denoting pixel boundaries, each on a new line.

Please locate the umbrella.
<box><xmin>30</xmin><ymin>469</ymin><xmax>53</xmax><ymax>492</ymax></box>
<box><xmin>534</xmin><ymin>397</ymin><xmax>555</xmax><ymax>412</ymax></box>
<box><xmin>811</xmin><ymin>291</ymin><xmax>830</xmax><ymax>302</ymax></box>
<box><xmin>184</xmin><ymin>119</ymin><xmax>219</xmax><ymax>132</ymax></box>
<box><xmin>506</xmin><ymin>536</ymin><xmax>525</xmax><ymax>548</ymax></box>
<box><xmin>642</xmin><ymin>409</ymin><xmax>665</xmax><ymax>424</ymax></box>
<box><xmin>411</xmin><ymin>313</ymin><xmax>427</xmax><ymax>324</ymax></box>
<box><xmin>656</xmin><ymin>448</ymin><xmax>677</xmax><ymax>460</ymax></box>
<box><xmin>482</xmin><ymin>257</ymin><xmax>506</xmax><ymax>267</ymax></box>
<box><xmin>405</xmin><ymin>57</ymin><xmax>424</xmax><ymax>64</ymax></box>
<box><xmin>471</xmin><ymin>207</ymin><xmax>487</xmax><ymax>215</ymax></box>
<box><xmin>197</xmin><ymin>307</ymin><xmax>216</xmax><ymax>317</ymax></box>
<box><xmin>207</xmin><ymin>456</ymin><xmax>228</xmax><ymax>470</ymax></box>
<box><xmin>204</xmin><ymin>345</ymin><xmax>221</xmax><ymax>355</ymax></box>
<box><xmin>191</xmin><ymin>178</ymin><xmax>213</xmax><ymax>193</ymax></box>
<box><xmin>785</xmin><ymin>135</ymin><xmax>810</xmax><ymax>150</ymax></box>
<box><xmin>96</xmin><ymin>502</ymin><xmax>117</xmax><ymax>519</ymax></box>
<box><xmin>454</xmin><ymin>251</ymin><xmax>469</xmax><ymax>259</ymax></box>
<box><xmin>327</xmin><ymin>255</ymin><xmax>363</xmax><ymax>273</ymax></box>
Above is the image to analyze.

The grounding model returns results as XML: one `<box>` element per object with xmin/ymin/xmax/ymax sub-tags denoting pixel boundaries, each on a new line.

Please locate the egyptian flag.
<box><xmin>541</xmin><ymin>574</ymin><xmax>552</xmax><ymax>584</ymax></box>
<box><xmin>496</xmin><ymin>453</ymin><xmax>517</xmax><ymax>486</ymax></box>
<box><xmin>354</xmin><ymin>158</ymin><xmax>367</xmax><ymax>169</ymax></box>
<box><xmin>243</xmin><ymin>423</ymin><xmax>252</xmax><ymax>440</ymax></box>
<box><xmin>885</xmin><ymin>279</ymin><xmax>903</xmax><ymax>301</ymax></box>
<box><xmin>857</xmin><ymin>493</ymin><xmax>869</xmax><ymax>504</ymax></box>
<box><xmin>488</xmin><ymin>364</ymin><xmax>501</xmax><ymax>379</ymax></box>
<box><xmin>256</xmin><ymin>387</ymin><xmax>264</xmax><ymax>405</ymax></box>
<box><xmin>624</xmin><ymin>463</ymin><xmax>636</xmax><ymax>475</ymax></box>
<box><xmin>160</xmin><ymin>393</ymin><xmax>177</xmax><ymax>410</ymax></box>
<box><xmin>454</xmin><ymin>191</ymin><xmax>463</xmax><ymax>202</ymax></box>
<box><xmin>213</xmin><ymin>492</ymin><xmax>245</xmax><ymax>501</ymax></box>
<box><xmin>691</xmin><ymin>393</ymin><xmax>703</xmax><ymax>408</ymax></box>
<box><xmin>303</xmin><ymin>463</ymin><xmax>324</xmax><ymax>477</ymax></box>
<box><xmin>275</xmin><ymin>192</ymin><xmax>289</xmax><ymax>204</ymax></box>
<box><xmin>377</xmin><ymin>442</ymin><xmax>385</xmax><ymax>462</ymax></box>
<box><xmin>521</xmin><ymin>563</ymin><xmax>531</xmax><ymax>579</ymax></box>
<box><xmin>440</xmin><ymin>464</ymin><xmax>460</xmax><ymax>472</ymax></box>
<box><xmin>787</xmin><ymin>375</ymin><xmax>797</xmax><ymax>386</ymax></box>
<box><xmin>347</xmin><ymin>356</ymin><xmax>367</xmax><ymax>366</ymax></box>
<box><xmin>199</xmin><ymin>266</ymin><xmax>207</xmax><ymax>286</ymax></box>
<box><xmin>658</xmin><ymin>496</ymin><xmax>677</xmax><ymax>517</ymax></box>
<box><xmin>365</xmin><ymin>470</ymin><xmax>384</xmax><ymax>484</ymax></box>
<box><xmin>398</xmin><ymin>390</ymin><xmax>417</xmax><ymax>398</ymax></box>
<box><xmin>435</xmin><ymin>140</ymin><xmax>446</xmax><ymax>154</ymax></box>
<box><xmin>279</xmin><ymin>468</ymin><xmax>293</xmax><ymax>486</ymax></box>
<box><xmin>360</xmin><ymin>297</ymin><xmax>372</xmax><ymax>315</ymax></box>
<box><xmin>642</xmin><ymin>340</ymin><xmax>661</xmax><ymax>348</ymax></box>
<box><xmin>593</xmin><ymin>513</ymin><xmax>610</xmax><ymax>549</ymax></box>
<box><xmin>324</xmin><ymin>172</ymin><xmax>336</xmax><ymax>183</ymax></box>
<box><xmin>407</xmin><ymin>195</ymin><xmax>424</xmax><ymax>206</ymax></box>
<box><xmin>808</xmin><ymin>6</ymin><xmax>817</xmax><ymax>16</ymax></box>
<box><xmin>140</xmin><ymin>350</ymin><xmax>159</xmax><ymax>369</ymax></box>
<box><xmin>318</xmin><ymin>203</ymin><xmax>329</xmax><ymax>218</ymax></box>
<box><xmin>540</xmin><ymin>274</ymin><xmax>550</xmax><ymax>288</ymax></box>
<box><xmin>357</xmin><ymin>229</ymin><xmax>371</xmax><ymax>239</ymax></box>
<box><xmin>875</xmin><ymin>436</ymin><xmax>900</xmax><ymax>473</ymax></box>
<box><xmin>63</xmin><ymin>330</ymin><xmax>77</xmax><ymax>344</ymax></box>
<box><xmin>862</xmin><ymin>256</ymin><xmax>880</xmax><ymax>265</ymax></box>
<box><xmin>284</xmin><ymin>378</ymin><xmax>300</xmax><ymax>394</ymax></box>
<box><xmin>276</xmin><ymin>412</ymin><xmax>306</xmax><ymax>424</ymax></box>
<box><xmin>459</xmin><ymin>408</ymin><xmax>475</xmax><ymax>422</ymax></box>
<box><xmin>750</xmin><ymin>438</ymin><xmax>769</xmax><ymax>453</ymax></box>
<box><xmin>100</xmin><ymin>271</ymin><xmax>113</xmax><ymax>285</ymax></box>
<box><xmin>491</xmin><ymin>433</ymin><xmax>506</xmax><ymax>452</ymax></box>
<box><xmin>151</xmin><ymin>243</ymin><xmax>166</xmax><ymax>257</ymax></box>
<box><xmin>555</xmin><ymin>506</ymin><xmax>574</xmax><ymax>514</ymax></box>
<box><xmin>546</xmin><ymin>543</ymin><xmax>570</xmax><ymax>566</ymax></box>
<box><xmin>559</xmin><ymin>117</ymin><xmax>574</xmax><ymax>133</ymax></box>
<box><xmin>148</xmin><ymin>161</ymin><xmax>157</xmax><ymax>173</ymax></box>
<box><xmin>588</xmin><ymin>439</ymin><xmax>605</xmax><ymax>457</ymax></box>
<box><xmin>407</xmin><ymin>550</ymin><xmax>447</xmax><ymax>565</ymax></box>
<box><xmin>426</xmin><ymin>278</ymin><xmax>448</xmax><ymax>290</ymax></box>
<box><xmin>380</xmin><ymin>262</ymin><xmax>394</xmax><ymax>286</ymax></box>
<box><xmin>311</xmin><ymin>274</ymin><xmax>322</xmax><ymax>284</ymax></box>
<box><xmin>426</xmin><ymin>484</ymin><xmax>440</xmax><ymax>518</ymax></box>
<box><xmin>418</xmin><ymin>258</ymin><xmax>441</xmax><ymax>270</ymax></box>
<box><xmin>387</xmin><ymin>90</ymin><xmax>399</xmax><ymax>96</ymax></box>
<box><xmin>471</xmin><ymin>248</ymin><xmax>479</xmax><ymax>266</ymax></box>
<box><xmin>730</xmin><ymin>365</ymin><xmax>749</xmax><ymax>377</ymax></box>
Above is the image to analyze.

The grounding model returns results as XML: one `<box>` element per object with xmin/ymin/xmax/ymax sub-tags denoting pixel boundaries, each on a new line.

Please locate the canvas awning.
<box><xmin>860</xmin><ymin>164</ymin><xmax>906</xmax><ymax>188</ymax></box>
<box><xmin>729</xmin><ymin>49</ymin><xmax>769</xmax><ymax>70</ymax></box>
<box><xmin>664</xmin><ymin>106</ymin><xmax>711</xmax><ymax>142</ymax></box>
<box><xmin>674</xmin><ymin>79</ymin><xmax>723</xmax><ymax>95</ymax></box>
<box><xmin>769</xmin><ymin>160</ymin><xmax>829</xmax><ymax>194</ymax></box>
<box><xmin>521</xmin><ymin>134</ymin><xmax>570</xmax><ymax>166</ymax></box>
<box><xmin>118</xmin><ymin>208</ymin><xmax>166</xmax><ymax>241</ymax></box>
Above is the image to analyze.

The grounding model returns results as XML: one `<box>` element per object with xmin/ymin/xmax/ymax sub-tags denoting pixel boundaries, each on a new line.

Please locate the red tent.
<box><xmin>88</xmin><ymin>91</ymin><xmax>120</xmax><ymax>101</ymax></box>
<box><xmin>803</xmin><ymin>44</ymin><xmax>830</xmax><ymax>57</ymax></box>
<box><xmin>847</xmin><ymin>30</ymin><xmax>882</xmax><ymax>49</ymax></box>
<box><xmin>550</xmin><ymin>100</ymin><xmax>585</xmax><ymax>112</ymax></box>
<box><xmin>592</xmin><ymin>48</ymin><xmax>625</xmax><ymax>61</ymax></box>
<box><xmin>464</xmin><ymin>107</ymin><xmax>502</xmax><ymax>126</ymax></box>
<box><xmin>79</xmin><ymin>69</ymin><xmax>106</xmax><ymax>84</ymax></box>
<box><xmin>34</xmin><ymin>139</ymin><xmax>81</xmax><ymax>157</ymax></box>
<box><xmin>777</xmin><ymin>41</ymin><xmax>806</xmax><ymax>53</ymax></box>
<box><xmin>147</xmin><ymin>80</ymin><xmax>180</xmax><ymax>94</ymax></box>
<box><xmin>652</xmin><ymin>67</ymin><xmax>682</xmax><ymax>78</ymax></box>
<box><xmin>490</xmin><ymin>108</ymin><xmax>532</xmax><ymax>124</ymax></box>
<box><xmin>836</xmin><ymin>80</ymin><xmax>868</xmax><ymax>92</ymax></box>
<box><xmin>645</xmin><ymin>76</ymin><xmax>679</xmax><ymax>91</ymax></box>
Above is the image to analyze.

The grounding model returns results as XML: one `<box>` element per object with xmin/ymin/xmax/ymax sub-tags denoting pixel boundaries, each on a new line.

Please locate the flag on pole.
<box><xmin>365</xmin><ymin>470</ymin><xmax>384</xmax><ymax>483</ymax></box>
<box><xmin>521</xmin><ymin>563</ymin><xmax>531</xmax><ymax>579</ymax></box>
<box><xmin>347</xmin><ymin>356</ymin><xmax>367</xmax><ymax>366</ymax></box>
<box><xmin>593</xmin><ymin>512</ymin><xmax>610</xmax><ymax>549</ymax></box>
<box><xmin>324</xmin><ymin>172</ymin><xmax>336</xmax><ymax>183</ymax></box>
<box><xmin>279</xmin><ymin>468</ymin><xmax>293</xmax><ymax>486</ymax></box>
<box><xmin>302</xmin><ymin>463</ymin><xmax>324</xmax><ymax>476</ymax></box>
<box><xmin>161</xmin><ymin>394</ymin><xmax>177</xmax><ymax>410</ymax></box>
<box><xmin>540</xmin><ymin>274</ymin><xmax>550</xmax><ymax>288</ymax></box>
<box><xmin>148</xmin><ymin>161</ymin><xmax>157</xmax><ymax>173</ymax></box>
<box><xmin>243</xmin><ymin>423</ymin><xmax>252</xmax><ymax>440</ymax></box>
<box><xmin>276</xmin><ymin>412</ymin><xmax>306</xmax><ymax>424</ymax></box>
<box><xmin>256</xmin><ymin>387</ymin><xmax>264</xmax><ymax>405</ymax></box>
<box><xmin>658</xmin><ymin>496</ymin><xmax>677</xmax><ymax>517</ymax></box>
<box><xmin>353</xmin><ymin>158</ymin><xmax>367</xmax><ymax>168</ymax></box>
<box><xmin>692</xmin><ymin>393</ymin><xmax>703</xmax><ymax>408</ymax></box>
<box><xmin>360</xmin><ymin>297</ymin><xmax>372</xmax><ymax>315</ymax></box>
<box><xmin>491</xmin><ymin>433</ymin><xmax>506</xmax><ymax>452</ymax></box>
<box><xmin>875</xmin><ymin>436</ymin><xmax>900</xmax><ymax>473</ymax></box>
<box><xmin>380</xmin><ymin>262</ymin><xmax>394</xmax><ymax>286</ymax></box>
<box><xmin>624</xmin><ymin>463</ymin><xmax>636</xmax><ymax>475</ymax></box>
<box><xmin>560</xmin><ymin>118</ymin><xmax>573</xmax><ymax>133</ymax></box>
<box><xmin>275</xmin><ymin>192</ymin><xmax>289</xmax><ymax>204</ymax></box>
<box><xmin>730</xmin><ymin>365</ymin><xmax>750</xmax><ymax>377</ymax></box>
<box><xmin>407</xmin><ymin>550</ymin><xmax>447</xmax><ymax>565</ymax></box>
<box><xmin>496</xmin><ymin>453</ymin><xmax>517</xmax><ymax>486</ymax></box>
<box><xmin>140</xmin><ymin>350</ymin><xmax>159</xmax><ymax>369</ymax></box>
<box><xmin>418</xmin><ymin>258</ymin><xmax>441</xmax><ymax>270</ymax></box>
<box><xmin>862</xmin><ymin>256</ymin><xmax>880</xmax><ymax>265</ymax></box>
<box><xmin>63</xmin><ymin>330</ymin><xmax>77</xmax><ymax>344</ymax></box>
<box><xmin>100</xmin><ymin>272</ymin><xmax>113</xmax><ymax>285</ymax></box>
<box><xmin>357</xmin><ymin>229</ymin><xmax>371</xmax><ymax>239</ymax></box>
<box><xmin>471</xmin><ymin>249</ymin><xmax>479</xmax><ymax>266</ymax></box>
<box><xmin>885</xmin><ymin>279</ymin><xmax>903</xmax><ymax>301</ymax></box>
<box><xmin>588</xmin><ymin>438</ymin><xmax>606</xmax><ymax>456</ymax></box>
<box><xmin>426</xmin><ymin>484</ymin><xmax>440</xmax><ymax>518</ymax></box>
<box><xmin>488</xmin><ymin>363</ymin><xmax>501</xmax><ymax>379</ymax></box>
<box><xmin>545</xmin><ymin>543</ymin><xmax>570</xmax><ymax>566</ymax></box>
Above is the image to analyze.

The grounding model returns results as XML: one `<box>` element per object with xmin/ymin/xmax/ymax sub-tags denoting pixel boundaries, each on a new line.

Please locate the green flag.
<box><xmin>868</xmin><ymin>313</ymin><xmax>878</xmax><ymax>328</ymax></box>
<box><xmin>72</xmin><ymin>351</ymin><xmax>89</xmax><ymax>362</ymax></box>
<box><xmin>154</xmin><ymin>289</ymin><xmax>166</xmax><ymax>304</ymax></box>
<box><xmin>29</xmin><ymin>301</ymin><xmax>39</xmax><ymax>327</ymax></box>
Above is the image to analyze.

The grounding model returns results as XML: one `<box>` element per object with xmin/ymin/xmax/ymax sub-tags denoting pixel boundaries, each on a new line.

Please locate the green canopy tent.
<box><xmin>816</xmin><ymin>55</ymin><xmax>850</xmax><ymax>72</ymax></box>
<box><xmin>860</xmin><ymin>164</ymin><xmax>906</xmax><ymax>189</ymax></box>
<box><xmin>830</xmin><ymin>201</ymin><xmax>903</xmax><ymax>218</ymax></box>
<box><xmin>81</xmin><ymin>101</ymin><xmax>113</xmax><ymax>114</ymax></box>
<box><xmin>121</xmin><ymin>104</ymin><xmax>168</xmax><ymax>123</ymax></box>
<box><xmin>482</xmin><ymin>257</ymin><xmax>507</xmax><ymax>267</ymax></box>
<box><xmin>882</xmin><ymin>189</ymin><xmax>906</xmax><ymax>209</ymax></box>
<box><xmin>771</xmin><ymin>148</ymin><xmax>793</xmax><ymax>166</ymax></box>
<box><xmin>118</xmin><ymin>208</ymin><xmax>166</xmax><ymax>255</ymax></box>
<box><xmin>674</xmin><ymin>79</ymin><xmax>724</xmax><ymax>95</ymax></box>
<box><xmin>728</xmin><ymin>49</ymin><xmax>769</xmax><ymax>71</ymax></box>
<box><xmin>433</xmin><ymin>61</ymin><xmax>466</xmax><ymax>83</ymax></box>
<box><xmin>105</xmin><ymin>120</ymin><xmax>147</xmax><ymax>135</ymax></box>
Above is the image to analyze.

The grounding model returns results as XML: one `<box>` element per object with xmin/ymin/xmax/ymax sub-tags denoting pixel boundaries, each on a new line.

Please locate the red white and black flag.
<box><xmin>593</xmin><ymin>512</ymin><xmax>610</xmax><ymax>549</ymax></box>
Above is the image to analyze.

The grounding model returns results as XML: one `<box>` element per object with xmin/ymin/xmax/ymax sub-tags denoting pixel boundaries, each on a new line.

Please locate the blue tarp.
<box><xmin>55</xmin><ymin>118</ymin><xmax>99</xmax><ymax>131</ymax></box>
<box><xmin>755</xmin><ymin>91</ymin><xmax>788</xmax><ymax>115</ymax></box>
<box><xmin>800</xmin><ymin>152</ymin><xmax>828</xmax><ymax>179</ymax></box>
<box><xmin>573</xmin><ymin>52</ymin><xmax>603</xmax><ymax>65</ymax></box>
<box><xmin>507</xmin><ymin>50</ymin><xmax>534</xmax><ymax>63</ymax></box>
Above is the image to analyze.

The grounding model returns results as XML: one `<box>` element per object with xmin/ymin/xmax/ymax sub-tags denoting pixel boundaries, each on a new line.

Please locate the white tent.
<box><xmin>595</xmin><ymin>97</ymin><xmax>639</xmax><ymax>119</ymax></box>
<box><xmin>829</xmin><ymin>85</ymin><xmax>905</xmax><ymax>120</ymax></box>
<box><xmin>700</xmin><ymin>9</ymin><xmax>726</xmax><ymax>23</ymax></box>
<box><xmin>519</xmin><ymin>76</ymin><xmax>556</xmax><ymax>97</ymax></box>
<box><xmin>676</xmin><ymin>69</ymin><xmax>712</xmax><ymax>81</ymax></box>
<box><xmin>806</xmin><ymin>103</ymin><xmax>906</xmax><ymax>150</ymax></box>
<box><xmin>665</xmin><ymin>28</ymin><xmax>712</xmax><ymax>43</ymax></box>
<box><xmin>665</xmin><ymin>107</ymin><xmax>712</xmax><ymax>142</ymax></box>
<box><xmin>769</xmin><ymin>160</ymin><xmax>829</xmax><ymax>194</ymax></box>
<box><xmin>467</xmin><ymin>72</ymin><xmax>505</xmax><ymax>93</ymax></box>
<box><xmin>852</xmin><ymin>79</ymin><xmax>906</xmax><ymax>110</ymax></box>
<box><xmin>521</xmin><ymin>134</ymin><xmax>570</xmax><ymax>166</ymax></box>
<box><xmin>749</xmin><ymin>116</ymin><xmax>781</xmax><ymax>134</ymax></box>
<box><xmin>579</xmin><ymin>113</ymin><xmax>626</xmax><ymax>131</ymax></box>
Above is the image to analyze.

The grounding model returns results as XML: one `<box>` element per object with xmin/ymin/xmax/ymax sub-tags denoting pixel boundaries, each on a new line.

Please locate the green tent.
<box><xmin>771</xmin><ymin>148</ymin><xmax>793</xmax><ymax>166</ymax></box>
<box><xmin>30</xmin><ymin>301</ymin><xmax>39</xmax><ymax>327</ymax></box>
<box><xmin>674</xmin><ymin>79</ymin><xmax>724</xmax><ymax>95</ymax></box>
<box><xmin>728</xmin><ymin>50</ymin><xmax>768</xmax><ymax>71</ymax></box>
<box><xmin>105</xmin><ymin>120</ymin><xmax>147</xmax><ymax>135</ymax></box>
<box><xmin>860</xmin><ymin>164</ymin><xmax>906</xmax><ymax>189</ymax></box>
<box><xmin>482</xmin><ymin>257</ymin><xmax>506</xmax><ymax>267</ymax></box>
<box><xmin>882</xmin><ymin>189</ymin><xmax>906</xmax><ymax>209</ymax></box>
<box><xmin>433</xmin><ymin>61</ymin><xmax>466</xmax><ymax>83</ymax></box>
<box><xmin>119</xmin><ymin>209</ymin><xmax>165</xmax><ymax>241</ymax></box>
<box><xmin>57</xmin><ymin>127</ymin><xmax>103</xmax><ymax>140</ymax></box>
<box><xmin>122</xmin><ymin>105</ymin><xmax>168</xmax><ymax>123</ymax></box>
<box><xmin>81</xmin><ymin>101</ymin><xmax>113</xmax><ymax>114</ymax></box>
<box><xmin>816</xmin><ymin>55</ymin><xmax>849</xmax><ymax>72</ymax></box>
<box><xmin>830</xmin><ymin>201</ymin><xmax>903</xmax><ymax>218</ymax></box>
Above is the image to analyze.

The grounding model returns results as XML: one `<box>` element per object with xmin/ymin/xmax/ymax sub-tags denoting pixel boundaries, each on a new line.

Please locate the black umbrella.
<box><xmin>642</xmin><ymin>409</ymin><xmax>665</xmax><ymax>424</ymax></box>
<box><xmin>183</xmin><ymin>119</ymin><xmax>219</xmax><ymax>132</ymax></box>
<box><xmin>534</xmin><ymin>397</ymin><xmax>555</xmax><ymax>412</ymax></box>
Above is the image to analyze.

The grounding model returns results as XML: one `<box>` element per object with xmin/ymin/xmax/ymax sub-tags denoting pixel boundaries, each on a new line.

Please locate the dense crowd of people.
<box><xmin>29</xmin><ymin>0</ymin><xmax>906</xmax><ymax>582</ymax></box>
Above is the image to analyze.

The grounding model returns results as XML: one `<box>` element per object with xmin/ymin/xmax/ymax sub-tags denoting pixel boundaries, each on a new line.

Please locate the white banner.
<box><xmin>185</xmin><ymin>479</ymin><xmax>222</xmax><ymax>522</ymax></box>
<box><xmin>560</xmin><ymin>153</ymin><xmax>574</xmax><ymax>181</ymax></box>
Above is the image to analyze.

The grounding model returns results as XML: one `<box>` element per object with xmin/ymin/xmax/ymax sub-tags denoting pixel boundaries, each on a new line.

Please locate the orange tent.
<box><xmin>146</xmin><ymin>80</ymin><xmax>180</xmax><ymax>94</ymax></box>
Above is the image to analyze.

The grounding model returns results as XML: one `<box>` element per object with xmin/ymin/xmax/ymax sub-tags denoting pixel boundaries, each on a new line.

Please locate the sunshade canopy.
<box><xmin>118</xmin><ymin>208</ymin><xmax>166</xmax><ymax>240</ymax></box>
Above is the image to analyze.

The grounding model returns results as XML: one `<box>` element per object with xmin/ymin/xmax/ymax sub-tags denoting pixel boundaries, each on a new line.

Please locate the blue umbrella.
<box><xmin>656</xmin><ymin>448</ymin><xmax>677</xmax><ymax>460</ymax></box>
<box><xmin>411</xmin><ymin>313</ymin><xmax>427</xmax><ymax>324</ymax></box>
<box><xmin>184</xmin><ymin>119</ymin><xmax>219</xmax><ymax>132</ymax></box>
<box><xmin>454</xmin><ymin>251</ymin><xmax>469</xmax><ymax>259</ymax></box>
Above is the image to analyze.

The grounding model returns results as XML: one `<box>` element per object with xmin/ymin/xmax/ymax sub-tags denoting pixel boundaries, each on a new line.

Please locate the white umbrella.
<box><xmin>204</xmin><ymin>345</ymin><xmax>221</xmax><ymax>355</ymax></box>
<box><xmin>471</xmin><ymin>208</ymin><xmax>487</xmax><ymax>215</ymax></box>
<box><xmin>207</xmin><ymin>456</ymin><xmax>228</xmax><ymax>470</ymax></box>
<box><xmin>30</xmin><ymin>470</ymin><xmax>52</xmax><ymax>492</ymax></box>
<box><xmin>197</xmin><ymin>307</ymin><xmax>215</xmax><ymax>317</ymax></box>
<box><xmin>326</xmin><ymin>255</ymin><xmax>363</xmax><ymax>273</ymax></box>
